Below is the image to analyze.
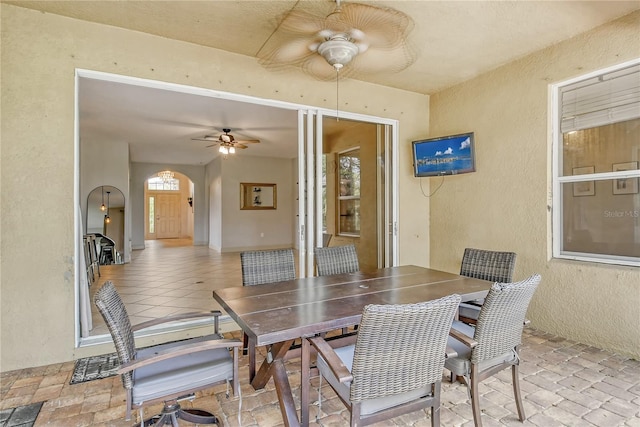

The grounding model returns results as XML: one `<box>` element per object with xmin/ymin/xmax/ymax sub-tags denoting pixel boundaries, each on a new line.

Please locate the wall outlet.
<box><xmin>260</xmin><ymin>232</ymin><xmax>264</xmax><ymax>238</ymax></box>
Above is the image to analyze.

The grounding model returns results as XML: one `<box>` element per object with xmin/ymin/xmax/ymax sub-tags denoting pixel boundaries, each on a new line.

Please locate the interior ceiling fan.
<box><xmin>191</xmin><ymin>128</ymin><xmax>260</xmax><ymax>155</ymax></box>
<box><xmin>257</xmin><ymin>0</ymin><xmax>417</xmax><ymax>81</ymax></box>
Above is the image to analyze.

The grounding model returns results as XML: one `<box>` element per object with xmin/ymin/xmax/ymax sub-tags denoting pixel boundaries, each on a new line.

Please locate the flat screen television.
<box><xmin>412</xmin><ymin>132</ymin><xmax>476</xmax><ymax>177</ymax></box>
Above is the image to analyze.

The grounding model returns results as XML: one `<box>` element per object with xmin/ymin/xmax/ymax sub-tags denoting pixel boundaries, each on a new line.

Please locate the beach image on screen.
<box><xmin>414</xmin><ymin>135</ymin><xmax>474</xmax><ymax>175</ymax></box>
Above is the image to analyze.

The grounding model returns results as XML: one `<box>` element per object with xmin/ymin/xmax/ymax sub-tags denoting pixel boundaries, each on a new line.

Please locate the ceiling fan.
<box><xmin>256</xmin><ymin>0</ymin><xmax>416</xmax><ymax>81</ymax></box>
<box><xmin>191</xmin><ymin>128</ymin><xmax>260</xmax><ymax>156</ymax></box>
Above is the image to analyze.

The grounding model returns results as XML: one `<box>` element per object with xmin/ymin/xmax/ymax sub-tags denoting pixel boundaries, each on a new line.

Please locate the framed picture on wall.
<box><xmin>572</xmin><ymin>166</ymin><xmax>595</xmax><ymax>197</ymax></box>
<box><xmin>612</xmin><ymin>161</ymin><xmax>639</xmax><ymax>195</ymax></box>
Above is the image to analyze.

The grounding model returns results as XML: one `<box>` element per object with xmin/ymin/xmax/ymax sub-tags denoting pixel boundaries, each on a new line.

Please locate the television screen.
<box><xmin>412</xmin><ymin>132</ymin><xmax>476</xmax><ymax>177</ymax></box>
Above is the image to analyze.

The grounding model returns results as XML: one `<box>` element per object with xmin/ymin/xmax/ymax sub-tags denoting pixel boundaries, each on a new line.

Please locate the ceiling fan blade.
<box><xmin>259</xmin><ymin>37</ymin><xmax>317</xmax><ymax>68</ymax></box>
<box><xmin>191</xmin><ymin>136</ymin><xmax>217</xmax><ymax>142</ymax></box>
<box><xmin>349</xmin><ymin>44</ymin><xmax>417</xmax><ymax>75</ymax></box>
<box><xmin>206</xmin><ymin>143</ymin><xmax>220</xmax><ymax>148</ymax></box>
<box><xmin>278</xmin><ymin>8</ymin><xmax>327</xmax><ymax>35</ymax></box>
<box><xmin>234</xmin><ymin>144</ymin><xmax>249</xmax><ymax>149</ymax></box>
<box><xmin>302</xmin><ymin>54</ymin><xmax>341</xmax><ymax>81</ymax></box>
<box><xmin>338</xmin><ymin>3</ymin><xmax>414</xmax><ymax>49</ymax></box>
<box><xmin>236</xmin><ymin>139</ymin><xmax>260</xmax><ymax>144</ymax></box>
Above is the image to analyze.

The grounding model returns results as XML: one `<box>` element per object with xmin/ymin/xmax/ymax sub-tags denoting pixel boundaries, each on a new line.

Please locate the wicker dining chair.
<box><xmin>308</xmin><ymin>294</ymin><xmax>462</xmax><ymax>427</ymax></box>
<box><xmin>314</xmin><ymin>244</ymin><xmax>360</xmax><ymax>276</ymax></box>
<box><xmin>240</xmin><ymin>248</ymin><xmax>296</xmax><ymax>286</ymax></box>
<box><xmin>457</xmin><ymin>248</ymin><xmax>517</xmax><ymax>323</ymax></box>
<box><xmin>446</xmin><ymin>274</ymin><xmax>541</xmax><ymax>427</ymax></box>
<box><xmin>94</xmin><ymin>281</ymin><xmax>241</xmax><ymax>427</ymax></box>
<box><xmin>240</xmin><ymin>248</ymin><xmax>296</xmax><ymax>378</ymax></box>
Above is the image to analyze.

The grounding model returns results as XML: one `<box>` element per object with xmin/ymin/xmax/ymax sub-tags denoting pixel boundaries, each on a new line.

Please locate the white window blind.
<box><xmin>561</xmin><ymin>64</ymin><xmax>640</xmax><ymax>133</ymax></box>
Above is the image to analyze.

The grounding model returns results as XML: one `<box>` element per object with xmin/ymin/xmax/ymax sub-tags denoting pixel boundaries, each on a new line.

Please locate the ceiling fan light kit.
<box><xmin>191</xmin><ymin>128</ymin><xmax>260</xmax><ymax>158</ymax></box>
<box><xmin>317</xmin><ymin>35</ymin><xmax>360</xmax><ymax>70</ymax></box>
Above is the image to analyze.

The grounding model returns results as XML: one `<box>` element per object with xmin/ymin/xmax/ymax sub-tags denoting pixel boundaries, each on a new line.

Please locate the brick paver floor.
<box><xmin>1</xmin><ymin>328</ymin><xmax>639</xmax><ymax>426</ymax></box>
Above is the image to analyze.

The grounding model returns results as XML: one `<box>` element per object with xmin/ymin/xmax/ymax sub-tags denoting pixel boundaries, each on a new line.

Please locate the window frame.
<box><xmin>337</xmin><ymin>147</ymin><xmax>361</xmax><ymax>237</ymax></box>
<box><xmin>551</xmin><ymin>58</ymin><xmax>640</xmax><ymax>267</ymax></box>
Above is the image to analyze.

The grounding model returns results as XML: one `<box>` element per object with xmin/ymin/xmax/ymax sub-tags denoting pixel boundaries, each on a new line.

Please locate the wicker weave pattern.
<box><xmin>349</xmin><ymin>294</ymin><xmax>461</xmax><ymax>403</ymax></box>
<box><xmin>314</xmin><ymin>244</ymin><xmax>359</xmax><ymax>276</ymax></box>
<box><xmin>94</xmin><ymin>281</ymin><xmax>136</xmax><ymax>390</ymax></box>
<box><xmin>471</xmin><ymin>274</ymin><xmax>541</xmax><ymax>364</ymax></box>
<box><xmin>240</xmin><ymin>249</ymin><xmax>296</xmax><ymax>286</ymax></box>
<box><xmin>459</xmin><ymin>248</ymin><xmax>517</xmax><ymax>283</ymax></box>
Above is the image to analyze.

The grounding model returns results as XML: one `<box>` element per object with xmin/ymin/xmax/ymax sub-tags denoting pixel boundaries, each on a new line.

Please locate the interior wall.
<box><xmin>207</xmin><ymin>157</ymin><xmax>223</xmax><ymax>250</ymax></box>
<box><xmin>428</xmin><ymin>11</ymin><xmax>640</xmax><ymax>358</ymax></box>
<box><xmin>324</xmin><ymin>122</ymin><xmax>379</xmax><ymax>271</ymax></box>
<box><xmin>80</xmin><ymin>138</ymin><xmax>131</xmax><ymax>262</ymax></box>
<box><xmin>220</xmin><ymin>155</ymin><xmax>294</xmax><ymax>251</ymax></box>
<box><xmin>0</xmin><ymin>4</ymin><xmax>429</xmax><ymax>371</ymax></box>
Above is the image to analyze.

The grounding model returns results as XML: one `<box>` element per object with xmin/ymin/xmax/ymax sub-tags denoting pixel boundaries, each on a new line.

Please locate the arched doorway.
<box><xmin>144</xmin><ymin>170</ymin><xmax>194</xmax><ymax>241</ymax></box>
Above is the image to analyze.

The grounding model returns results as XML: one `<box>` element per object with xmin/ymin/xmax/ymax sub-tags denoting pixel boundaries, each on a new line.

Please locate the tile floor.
<box><xmin>2</xmin><ymin>239</ymin><xmax>639</xmax><ymax>426</ymax></box>
<box><xmin>88</xmin><ymin>239</ymin><xmax>244</xmax><ymax>336</ymax></box>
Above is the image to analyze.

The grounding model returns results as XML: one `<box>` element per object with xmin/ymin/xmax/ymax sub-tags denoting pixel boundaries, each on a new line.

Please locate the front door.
<box><xmin>156</xmin><ymin>193</ymin><xmax>181</xmax><ymax>238</ymax></box>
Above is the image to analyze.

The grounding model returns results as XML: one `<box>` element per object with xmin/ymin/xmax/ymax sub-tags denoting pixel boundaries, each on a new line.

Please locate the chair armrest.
<box><xmin>118</xmin><ymin>338</ymin><xmax>241</xmax><ymax>374</ymax></box>
<box><xmin>445</xmin><ymin>345</ymin><xmax>458</xmax><ymax>359</ymax></box>
<box><xmin>307</xmin><ymin>336</ymin><xmax>353</xmax><ymax>384</ymax></box>
<box><xmin>449</xmin><ymin>328</ymin><xmax>478</xmax><ymax>349</ymax></box>
<box><xmin>132</xmin><ymin>310</ymin><xmax>223</xmax><ymax>332</ymax></box>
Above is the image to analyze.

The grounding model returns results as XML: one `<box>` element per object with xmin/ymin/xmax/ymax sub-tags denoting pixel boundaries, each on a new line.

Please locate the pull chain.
<box><xmin>336</xmin><ymin>68</ymin><xmax>340</xmax><ymax>122</ymax></box>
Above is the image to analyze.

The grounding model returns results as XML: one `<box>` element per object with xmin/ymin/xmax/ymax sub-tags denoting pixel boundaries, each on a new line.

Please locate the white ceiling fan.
<box><xmin>257</xmin><ymin>0</ymin><xmax>416</xmax><ymax>80</ymax></box>
<box><xmin>191</xmin><ymin>128</ymin><xmax>260</xmax><ymax>156</ymax></box>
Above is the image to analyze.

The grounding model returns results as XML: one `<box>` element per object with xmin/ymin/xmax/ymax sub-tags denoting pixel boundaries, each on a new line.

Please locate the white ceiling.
<box><xmin>11</xmin><ymin>0</ymin><xmax>639</xmax><ymax>165</ymax></box>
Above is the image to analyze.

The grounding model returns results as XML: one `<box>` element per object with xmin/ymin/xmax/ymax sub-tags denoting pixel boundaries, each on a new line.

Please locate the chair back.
<box><xmin>315</xmin><ymin>244</ymin><xmax>359</xmax><ymax>276</ymax></box>
<box><xmin>472</xmin><ymin>274</ymin><xmax>541</xmax><ymax>364</ymax></box>
<box><xmin>349</xmin><ymin>294</ymin><xmax>461</xmax><ymax>402</ymax></box>
<box><xmin>460</xmin><ymin>248</ymin><xmax>517</xmax><ymax>283</ymax></box>
<box><xmin>94</xmin><ymin>281</ymin><xmax>136</xmax><ymax>389</ymax></box>
<box><xmin>240</xmin><ymin>248</ymin><xmax>296</xmax><ymax>286</ymax></box>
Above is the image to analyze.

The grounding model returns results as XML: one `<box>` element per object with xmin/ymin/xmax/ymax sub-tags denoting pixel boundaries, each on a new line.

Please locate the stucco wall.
<box><xmin>429</xmin><ymin>11</ymin><xmax>640</xmax><ymax>358</ymax></box>
<box><xmin>0</xmin><ymin>4</ymin><xmax>430</xmax><ymax>371</ymax></box>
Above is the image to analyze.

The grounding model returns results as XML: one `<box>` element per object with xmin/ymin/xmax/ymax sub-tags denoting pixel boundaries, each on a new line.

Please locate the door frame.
<box><xmin>75</xmin><ymin>69</ymin><xmax>399</xmax><ymax>346</ymax></box>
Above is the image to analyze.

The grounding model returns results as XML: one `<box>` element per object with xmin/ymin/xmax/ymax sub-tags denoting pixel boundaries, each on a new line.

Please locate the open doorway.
<box><xmin>76</xmin><ymin>70</ymin><xmax>397</xmax><ymax>345</ymax></box>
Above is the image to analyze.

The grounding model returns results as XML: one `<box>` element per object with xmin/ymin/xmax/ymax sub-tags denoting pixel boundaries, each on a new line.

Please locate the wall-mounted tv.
<box><xmin>412</xmin><ymin>132</ymin><xmax>476</xmax><ymax>177</ymax></box>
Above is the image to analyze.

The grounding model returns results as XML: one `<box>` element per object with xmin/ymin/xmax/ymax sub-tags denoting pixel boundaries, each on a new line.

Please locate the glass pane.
<box><xmin>562</xmin><ymin>118</ymin><xmax>640</xmax><ymax>176</ymax></box>
<box><xmin>148</xmin><ymin>196</ymin><xmax>155</xmax><ymax>234</ymax></box>
<box><xmin>339</xmin><ymin>199</ymin><xmax>360</xmax><ymax>235</ymax></box>
<box><xmin>147</xmin><ymin>176</ymin><xmax>180</xmax><ymax>191</ymax></box>
<box><xmin>339</xmin><ymin>149</ymin><xmax>360</xmax><ymax>197</ymax></box>
<box><xmin>561</xmin><ymin>180</ymin><xmax>639</xmax><ymax>259</ymax></box>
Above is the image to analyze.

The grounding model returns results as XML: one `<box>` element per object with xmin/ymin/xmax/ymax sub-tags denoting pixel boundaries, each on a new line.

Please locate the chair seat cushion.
<box><xmin>316</xmin><ymin>344</ymin><xmax>432</xmax><ymax>416</ymax></box>
<box><xmin>445</xmin><ymin>321</ymin><xmax>517</xmax><ymax>376</ymax></box>
<box><xmin>458</xmin><ymin>302</ymin><xmax>482</xmax><ymax>320</ymax></box>
<box><xmin>132</xmin><ymin>334</ymin><xmax>233</xmax><ymax>404</ymax></box>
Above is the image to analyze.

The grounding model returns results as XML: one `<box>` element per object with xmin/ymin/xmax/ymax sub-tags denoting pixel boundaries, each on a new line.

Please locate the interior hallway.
<box><xmin>89</xmin><ymin>239</ymin><xmax>243</xmax><ymax>336</ymax></box>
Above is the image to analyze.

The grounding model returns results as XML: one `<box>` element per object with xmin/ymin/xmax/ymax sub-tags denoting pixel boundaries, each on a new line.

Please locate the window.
<box><xmin>148</xmin><ymin>196</ymin><xmax>155</xmax><ymax>234</ymax></box>
<box><xmin>553</xmin><ymin>61</ymin><xmax>640</xmax><ymax>267</ymax></box>
<box><xmin>147</xmin><ymin>176</ymin><xmax>180</xmax><ymax>191</ymax></box>
<box><xmin>338</xmin><ymin>148</ymin><xmax>360</xmax><ymax>236</ymax></box>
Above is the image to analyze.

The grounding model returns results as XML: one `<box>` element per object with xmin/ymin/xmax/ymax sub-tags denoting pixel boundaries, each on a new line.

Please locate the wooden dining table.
<box><xmin>212</xmin><ymin>265</ymin><xmax>493</xmax><ymax>427</ymax></box>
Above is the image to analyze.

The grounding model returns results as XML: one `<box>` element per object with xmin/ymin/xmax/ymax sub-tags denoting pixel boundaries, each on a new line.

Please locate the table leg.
<box><xmin>251</xmin><ymin>340</ymin><xmax>299</xmax><ymax>426</ymax></box>
<box><xmin>273</xmin><ymin>359</ymin><xmax>300</xmax><ymax>427</ymax></box>
<box><xmin>301</xmin><ymin>338</ymin><xmax>310</xmax><ymax>427</ymax></box>
<box><xmin>248</xmin><ymin>336</ymin><xmax>256</xmax><ymax>382</ymax></box>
